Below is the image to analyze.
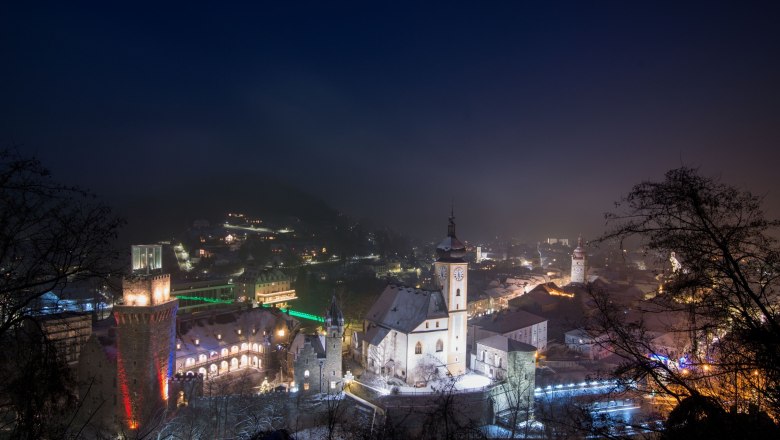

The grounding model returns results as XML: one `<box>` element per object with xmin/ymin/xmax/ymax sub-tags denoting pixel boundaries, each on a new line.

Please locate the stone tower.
<box><xmin>323</xmin><ymin>295</ymin><xmax>345</xmax><ymax>392</ymax></box>
<box><xmin>571</xmin><ymin>237</ymin><xmax>587</xmax><ymax>284</ymax></box>
<box><xmin>113</xmin><ymin>249</ymin><xmax>178</xmax><ymax>432</ymax></box>
<box><xmin>433</xmin><ymin>212</ymin><xmax>468</xmax><ymax>376</ymax></box>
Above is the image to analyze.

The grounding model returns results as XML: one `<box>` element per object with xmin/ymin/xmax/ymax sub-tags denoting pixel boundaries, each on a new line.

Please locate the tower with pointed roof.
<box><xmin>571</xmin><ymin>237</ymin><xmax>587</xmax><ymax>284</ymax></box>
<box><xmin>323</xmin><ymin>296</ymin><xmax>344</xmax><ymax>391</ymax></box>
<box><xmin>433</xmin><ymin>212</ymin><xmax>468</xmax><ymax>376</ymax></box>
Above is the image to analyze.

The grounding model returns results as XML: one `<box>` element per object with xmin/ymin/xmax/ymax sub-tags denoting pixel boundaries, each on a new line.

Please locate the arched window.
<box><xmin>231</xmin><ymin>345</ymin><xmax>239</xmax><ymax>354</ymax></box>
<box><xmin>304</xmin><ymin>370</ymin><xmax>310</xmax><ymax>378</ymax></box>
<box><xmin>415</xmin><ymin>341</ymin><xmax>422</xmax><ymax>355</ymax></box>
<box><xmin>221</xmin><ymin>348</ymin><xmax>228</xmax><ymax>357</ymax></box>
<box><xmin>436</xmin><ymin>339</ymin><xmax>443</xmax><ymax>352</ymax></box>
<box><xmin>198</xmin><ymin>354</ymin><xmax>207</xmax><ymax>363</ymax></box>
<box><xmin>185</xmin><ymin>357</ymin><xmax>195</xmax><ymax>367</ymax></box>
<box><xmin>456</xmin><ymin>288</ymin><xmax>460</xmax><ymax>296</ymax></box>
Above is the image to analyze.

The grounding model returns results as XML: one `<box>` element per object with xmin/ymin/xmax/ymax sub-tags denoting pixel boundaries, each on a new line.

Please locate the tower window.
<box><xmin>456</xmin><ymin>288</ymin><xmax>460</xmax><ymax>297</ymax></box>
<box><xmin>415</xmin><ymin>342</ymin><xmax>422</xmax><ymax>354</ymax></box>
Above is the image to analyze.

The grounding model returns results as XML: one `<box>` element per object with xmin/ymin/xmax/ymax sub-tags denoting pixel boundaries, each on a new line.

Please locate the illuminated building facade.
<box><xmin>235</xmin><ymin>268</ymin><xmax>297</xmax><ymax>307</ymax></box>
<box><xmin>132</xmin><ymin>244</ymin><xmax>162</xmax><ymax>274</ymax></box>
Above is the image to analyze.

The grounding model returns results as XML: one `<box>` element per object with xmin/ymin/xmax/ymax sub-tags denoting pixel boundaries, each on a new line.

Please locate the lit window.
<box><xmin>304</xmin><ymin>370</ymin><xmax>310</xmax><ymax>378</ymax></box>
<box><xmin>330</xmin><ymin>381</ymin><xmax>336</xmax><ymax>389</ymax></box>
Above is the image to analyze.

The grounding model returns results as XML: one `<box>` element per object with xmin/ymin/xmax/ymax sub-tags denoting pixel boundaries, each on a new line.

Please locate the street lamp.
<box><xmin>319</xmin><ymin>359</ymin><xmax>324</xmax><ymax>394</ymax></box>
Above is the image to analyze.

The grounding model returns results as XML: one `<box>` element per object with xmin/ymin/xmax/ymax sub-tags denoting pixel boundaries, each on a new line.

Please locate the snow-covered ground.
<box><xmin>357</xmin><ymin>370</ymin><xmax>492</xmax><ymax>395</ymax></box>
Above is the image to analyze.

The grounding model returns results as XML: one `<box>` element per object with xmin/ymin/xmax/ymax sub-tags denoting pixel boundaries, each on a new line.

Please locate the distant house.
<box><xmin>564</xmin><ymin>329</ymin><xmax>611</xmax><ymax>360</ymax></box>
<box><xmin>235</xmin><ymin>268</ymin><xmax>297</xmax><ymax>307</ymax></box>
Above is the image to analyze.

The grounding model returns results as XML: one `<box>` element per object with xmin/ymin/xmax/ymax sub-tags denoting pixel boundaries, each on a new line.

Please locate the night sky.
<box><xmin>3</xmin><ymin>2</ymin><xmax>780</xmax><ymax>243</ymax></box>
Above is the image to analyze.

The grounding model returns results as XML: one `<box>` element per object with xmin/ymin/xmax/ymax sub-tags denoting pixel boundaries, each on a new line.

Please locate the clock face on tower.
<box><xmin>454</xmin><ymin>267</ymin><xmax>464</xmax><ymax>281</ymax></box>
<box><xmin>439</xmin><ymin>266</ymin><xmax>448</xmax><ymax>281</ymax></box>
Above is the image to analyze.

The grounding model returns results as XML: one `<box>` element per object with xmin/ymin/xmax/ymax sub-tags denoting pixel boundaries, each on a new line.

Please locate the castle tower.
<box><xmin>113</xmin><ymin>248</ymin><xmax>178</xmax><ymax>431</ymax></box>
<box><xmin>323</xmin><ymin>296</ymin><xmax>345</xmax><ymax>392</ymax></box>
<box><xmin>571</xmin><ymin>237</ymin><xmax>587</xmax><ymax>284</ymax></box>
<box><xmin>433</xmin><ymin>212</ymin><xmax>468</xmax><ymax>376</ymax></box>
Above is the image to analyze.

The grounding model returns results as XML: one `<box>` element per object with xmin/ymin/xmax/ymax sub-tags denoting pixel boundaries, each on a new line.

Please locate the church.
<box><xmin>360</xmin><ymin>215</ymin><xmax>468</xmax><ymax>384</ymax></box>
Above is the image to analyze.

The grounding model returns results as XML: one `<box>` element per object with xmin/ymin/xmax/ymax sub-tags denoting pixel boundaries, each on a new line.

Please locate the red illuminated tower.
<box><xmin>113</xmin><ymin>249</ymin><xmax>178</xmax><ymax>432</ymax></box>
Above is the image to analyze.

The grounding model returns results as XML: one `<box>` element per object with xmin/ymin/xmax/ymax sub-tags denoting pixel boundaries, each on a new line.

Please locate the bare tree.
<box><xmin>0</xmin><ymin>149</ymin><xmax>123</xmax><ymax>438</ymax></box>
<box><xmin>590</xmin><ymin>167</ymin><xmax>780</xmax><ymax>435</ymax></box>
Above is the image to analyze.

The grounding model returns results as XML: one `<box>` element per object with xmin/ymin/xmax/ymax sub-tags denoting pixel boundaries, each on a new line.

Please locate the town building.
<box><xmin>34</xmin><ymin>312</ymin><xmax>92</xmax><ymax>365</ymax></box>
<box><xmin>289</xmin><ymin>296</ymin><xmax>344</xmax><ymax>393</ymax></box>
<box><xmin>564</xmin><ymin>329</ymin><xmax>611</xmax><ymax>360</ymax></box>
<box><xmin>476</xmin><ymin>335</ymin><xmax>537</xmax><ymax>419</ymax></box>
<box><xmin>468</xmin><ymin>308</ymin><xmax>548</xmax><ymax>354</ymax></box>
<box><xmin>173</xmin><ymin>306</ymin><xmax>294</xmax><ymax>380</ymax></box>
<box><xmin>235</xmin><ymin>268</ymin><xmax>297</xmax><ymax>307</ymax></box>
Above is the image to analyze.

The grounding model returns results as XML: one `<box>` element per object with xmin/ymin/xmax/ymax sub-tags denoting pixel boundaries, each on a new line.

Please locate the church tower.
<box><xmin>433</xmin><ymin>213</ymin><xmax>468</xmax><ymax>376</ymax></box>
<box><xmin>323</xmin><ymin>296</ymin><xmax>345</xmax><ymax>392</ymax></box>
<box><xmin>113</xmin><ymin>246</ymin><xmax>178</xmax><ymax>431</ymax></box>
<box><xmin>571</xmin><ymin>237</ymin><xmax>587</xmax><ymax>284</ymax></box>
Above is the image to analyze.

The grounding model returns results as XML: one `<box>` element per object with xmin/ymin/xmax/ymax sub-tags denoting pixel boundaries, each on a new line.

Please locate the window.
<box><xmin>482</xmin><ymin>350</ymin><xmax>486</xmax><ymax>361</ymax></box>
<box><xmin>304</xmin><ymin>370</ymin><xmax>310</xmax><ymax>378</ymax></box>
<box><xmin>456</xmin><ymin>288</ymin><xmax>460</xmax><ymax>297</ymax></box>
<box><xmin>436</xmin><ymin>321</ymin><xmax>439</xmax><ymax>328</ymax></box>
<box><xmin>426</xmin><ymin>322</ymin><xmax>429</xmax><ymax>329</ymax></box>
<box><xmin>330</xmin><ymin>381</ymin><xmax>336</xmax><ymax>389</ymax></box>
<box><xmin>304</xmin><ymin>383</ymin><xmax>309</xmax><ymax>390</ymax></box>
<box><xmin>415</xmin><ymin>341</ymin><xmax>422</xmax><ymax>354</ymax></box>
<box><xmin>436</xmin><ymin>339</ymin><xmax>443</xmax><ymax>352</ymax></box>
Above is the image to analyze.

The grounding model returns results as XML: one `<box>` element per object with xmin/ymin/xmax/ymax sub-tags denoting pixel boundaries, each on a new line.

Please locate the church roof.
<box><xmin>325</xmin><ymin>295</ymin><xmax>344</xmax><ymax>328</ymax></box>
<box><xmin>365</xmin><ymin>284</ymin><xmax>449</xmax><ymax>333</ymax></box>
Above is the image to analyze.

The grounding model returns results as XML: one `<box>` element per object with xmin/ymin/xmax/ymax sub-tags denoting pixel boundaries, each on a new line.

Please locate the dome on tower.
<box><xmin>436</xmin><ymin>214</ymin><xmax>466</xmax><ymax>262</ymax></box>
<box><xmin>572</xmin><ymin>236</ymin><xmax>586</xmax><ymax>259</ymax></box>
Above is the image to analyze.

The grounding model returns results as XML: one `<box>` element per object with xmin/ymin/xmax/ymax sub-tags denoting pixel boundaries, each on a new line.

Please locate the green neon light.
<box><xmin>172</xmin><ymin>295</ymin><xmax>323</xmax><ymax>322</ymax></box>
<box><xmin>261</xmin><ymin>304</ymin><xmax>324</xmax><ymax>323</ymax></box>
<box><xmin>174</xmin><ymin>295</ymin><xmax>233</xmax><ymax>304</ymax></box>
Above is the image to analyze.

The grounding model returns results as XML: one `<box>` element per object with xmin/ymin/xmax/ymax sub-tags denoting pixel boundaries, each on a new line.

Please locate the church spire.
<box><xmin>447</xmin><ymin>204</ymin><xmax>456</xmax><ymax>237</ymax></box>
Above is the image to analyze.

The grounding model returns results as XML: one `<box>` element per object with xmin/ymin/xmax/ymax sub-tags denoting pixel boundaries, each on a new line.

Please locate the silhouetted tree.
<box><xmin>589</xmin><ymin>167</ymin><xmax>780</xmax><ymax>433</ymax></box>
<box><xmin>0</xmin><ymin>149</ymin><xmax>123</xmax><ymax>438</ymax></box>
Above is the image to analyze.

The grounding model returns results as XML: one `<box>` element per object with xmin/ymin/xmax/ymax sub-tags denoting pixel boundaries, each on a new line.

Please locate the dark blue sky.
<box><xmin>3</xmin><ymin>2</ymin><xmax>780</xmax><ymax>242</ymax></box>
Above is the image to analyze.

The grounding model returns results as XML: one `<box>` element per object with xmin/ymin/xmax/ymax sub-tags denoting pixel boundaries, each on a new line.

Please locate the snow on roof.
<box><xmin>477</xmin><ymin>334</ymin><xmax>536</xmax><ymax>353</ymax></box>
<box><xmin>469</xmin><ymin>309</ymin><xmax>547</xmax><ymax>334</ymax></box>
<box><xmin>365</xmin><ymin>284</ymin><xmax>448</xmax><ymax>333</ymax></box>
<box><xmin>176</xmin><ymin>307</ymin><xmax>281</xmax><ymax>355</ymax></box>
